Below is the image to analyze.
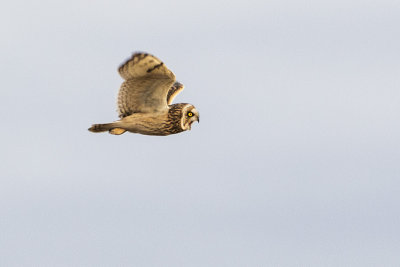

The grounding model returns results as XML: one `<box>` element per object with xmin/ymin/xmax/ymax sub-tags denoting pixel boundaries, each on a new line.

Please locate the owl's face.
<box><xmin>182</xmin><ymin>105</ymin><xmax>199</xmax><ymax>131</ymax></box>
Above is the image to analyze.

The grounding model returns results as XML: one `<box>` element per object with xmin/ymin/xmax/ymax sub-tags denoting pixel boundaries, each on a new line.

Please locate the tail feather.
<box><xmin>88</xmin><ymin>123</ymin><xmax>117</xmax><ymax>133</ymax></box>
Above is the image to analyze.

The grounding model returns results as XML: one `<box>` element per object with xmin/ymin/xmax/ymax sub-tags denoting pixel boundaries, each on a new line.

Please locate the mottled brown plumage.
<box><xmin>88</xmin><ymin>52</ymin><xmax>199</xmax><ymax>136</ymax></box>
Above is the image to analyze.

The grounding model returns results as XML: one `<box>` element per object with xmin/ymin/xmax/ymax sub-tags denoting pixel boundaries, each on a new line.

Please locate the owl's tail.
<box><xmin>88</xmin><ymin>123</ymin><xmax>126</xmax><ymax>135</ymax></box>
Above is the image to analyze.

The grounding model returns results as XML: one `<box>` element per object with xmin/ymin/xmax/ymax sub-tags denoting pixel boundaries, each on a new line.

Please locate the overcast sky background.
<box><xmin>1</xmin><ymin>0</ymin><xmax>399</xmax><ymax>266</ymax></box>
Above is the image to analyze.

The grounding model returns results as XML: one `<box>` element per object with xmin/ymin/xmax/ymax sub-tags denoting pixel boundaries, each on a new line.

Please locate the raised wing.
<box><xmin>167</xmin><ymin>82</ymin><xmax>184</xmax><ymax>105</ymax></box>
<box><xmin>117</xmin><ymin>52</ymin><xmax>176</xmax><ymax>117</ymax></box>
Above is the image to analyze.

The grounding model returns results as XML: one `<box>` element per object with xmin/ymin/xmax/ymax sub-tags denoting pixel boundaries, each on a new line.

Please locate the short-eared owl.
<box><xmin>88</xmin><ymin>52</ymin><xmax>199</xmax><ymax>136</ymax></box>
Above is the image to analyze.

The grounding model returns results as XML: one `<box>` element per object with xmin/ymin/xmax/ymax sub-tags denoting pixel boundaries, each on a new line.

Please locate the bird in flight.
<box><xmin>88</xmin><ymin>52</ymin><xmax>199</xmax><ymax>136</ymax></box>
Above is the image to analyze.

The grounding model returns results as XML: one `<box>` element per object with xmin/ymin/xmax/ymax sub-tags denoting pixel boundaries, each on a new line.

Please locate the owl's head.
<box><xmin>181</xmin><ymin>104</ymin><xmax>200</xmax><ymax>131</ymax></box>
<box><xmin>168</xmin><ymin>103</ymin><xmax>199</xmax><ymax>133</ymax></box>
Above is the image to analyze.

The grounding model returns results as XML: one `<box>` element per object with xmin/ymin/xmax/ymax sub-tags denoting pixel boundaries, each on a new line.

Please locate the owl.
<box><xmin>88</xmin><ymin>52</ymin><xmax>199</xmax><ymax>136</ymax></box>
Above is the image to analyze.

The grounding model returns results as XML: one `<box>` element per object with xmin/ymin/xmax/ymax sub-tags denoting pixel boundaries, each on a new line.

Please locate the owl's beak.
<box><xmin>196</xmin><ymin>115</ymin><xmax>200</xmax><ymax>123</ymax></box>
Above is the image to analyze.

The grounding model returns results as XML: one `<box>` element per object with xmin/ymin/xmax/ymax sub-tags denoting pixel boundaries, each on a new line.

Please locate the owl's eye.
<box><xmin>187</xmin><ymin>112</ymin><xmax>193</xmax><ymax>117</ymax></box>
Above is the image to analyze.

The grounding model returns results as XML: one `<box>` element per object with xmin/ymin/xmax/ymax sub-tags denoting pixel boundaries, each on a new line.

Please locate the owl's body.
<box><xmin>89</xmin><ymin>52</ymin><xmax>199</xmax><ymax>136</ymax></box>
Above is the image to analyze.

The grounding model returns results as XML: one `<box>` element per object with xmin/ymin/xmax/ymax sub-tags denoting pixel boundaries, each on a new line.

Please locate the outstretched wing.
<box><xmin>117</xmin><ymin>52</ymin><xmax>176</xmax><ymax>117</ymax></box>
<box><xmin>167</xmin><ymin>82</ymin><xmax>184</xmax><ymax>105</ymax></box>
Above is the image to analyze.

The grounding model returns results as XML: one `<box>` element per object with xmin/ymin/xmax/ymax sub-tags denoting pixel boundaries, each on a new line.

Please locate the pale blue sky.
<box><xmin>1</xmin><ymin>0</ymin><xmax>400</xmax><ymax>266</ymax></box>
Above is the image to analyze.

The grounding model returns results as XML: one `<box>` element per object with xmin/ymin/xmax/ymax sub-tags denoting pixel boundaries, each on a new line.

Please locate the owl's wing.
<box><xmin>167</xmin><ymin>82</ymin><xmax>184</xmax><ymax>105</ymax></box>
<box><xmin>117</xmin><ymin>53</ymin><xmax>176</xmax><ymax>117</ymax></box>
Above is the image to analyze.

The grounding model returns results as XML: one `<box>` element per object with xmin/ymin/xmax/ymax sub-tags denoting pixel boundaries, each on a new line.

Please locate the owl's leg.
<box><xmin>109</xmin><ymin>128</ymin><xmax>127</xmax><ymax>135</ymax></box>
